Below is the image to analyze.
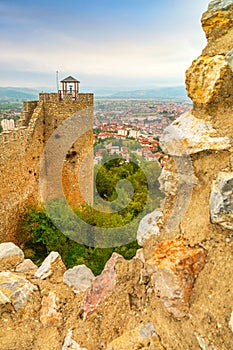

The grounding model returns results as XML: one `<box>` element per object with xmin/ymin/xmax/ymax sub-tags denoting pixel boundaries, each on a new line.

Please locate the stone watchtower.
<box><xmin>0</xmin><ymin>75</ymin><xmax>94</xmax><ymax>242</ymax></box>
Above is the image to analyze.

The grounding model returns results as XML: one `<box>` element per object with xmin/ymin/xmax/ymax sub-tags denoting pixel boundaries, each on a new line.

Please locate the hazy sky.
<box><xmin>0</xmin><ymin>0</ymin><xmax>210</xmax><ymax>89</ymax></box>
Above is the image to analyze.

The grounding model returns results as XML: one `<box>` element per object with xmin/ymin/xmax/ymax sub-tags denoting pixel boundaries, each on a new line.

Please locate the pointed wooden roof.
<box><xmin>60</xmin><ymin>76</ymin><xmax>80</xmax><ymax>83</ymax></box>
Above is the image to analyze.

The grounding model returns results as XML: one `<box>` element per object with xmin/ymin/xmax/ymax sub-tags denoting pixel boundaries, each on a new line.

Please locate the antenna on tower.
<box><xmin>56</xmin><ymin>71</ymin><xmax>59</xmax><ymax>92</ymax></box>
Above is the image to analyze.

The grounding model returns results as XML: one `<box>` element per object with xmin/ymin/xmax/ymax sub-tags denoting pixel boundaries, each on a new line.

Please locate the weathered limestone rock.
<box><xmin>210</xmin><ymin>172</ymin><xmax>233</xmax><ymax>229</ymax></box>
<box><xmin>137</xmin><ymin>210</ymin><xmax>163</xmax><ymax>246</ymax></box>
<box><xmin>146</xmin><ymin>238</ymin><xmax>207</xmax><ymax>319</ymax></box>
<box><xmin>15</xmin><ymin>259</ymin><xmax>37</xmax><ymax>273</ymax></box>
<box><xmin>106</xmin><ymin>323</ymin><xmax>164</xmax><ymax>350</ymax></box>
<box><xmin>63</xmin><ymin>265</ymin><xmax>94</xmax><ymax>294</ymax></box>
<box><xmin>160</xmin><ymin>112</ymin><xmax>231</xmax><ymax>156</ymax></box>
<box><xmin>34</xmin><ymin>251</ymin><xmax>66</xmax><ymax>279</ymax></box>
<box><xmin>0</xmin><ymin>242</ymin><xmax>24</xmax><ymax>259</ymax></box>
<box><xmin>39</xmin><ymin>292</ymin><xmax>61</xmax><ymax>325</ymax></box>
<box><xmin>62</xmin><ymin>330</ymin><xmax>87</xmax><ymax>350</ymax></box>
<box><xmin>229</xmin><ymin>310</ymin><xmax>233</xmax><ymax>332</ymax></box>
<box><xmin>80</xmin><ymin>253</ymin><xmax>124</xmax><ymax>319</ymax></box>
<box><xmin>0</xmin><ymin>271</ymin><xmax>37</xmax><ymax>310</ymax></box>
<box><xmin>186</xmin><ymin>55</ymin><xmax>230</xmax><ymax>104</ymax></box>
<box><xmin>202</xmin><ymin>0</ymin><xmax>233</xmax><ymax>39</ymax></box>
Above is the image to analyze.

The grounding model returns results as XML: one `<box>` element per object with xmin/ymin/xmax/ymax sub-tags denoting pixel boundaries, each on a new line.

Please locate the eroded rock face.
<box><xmin>34</xmin><ymin>251</ymin><xmax>66</xmax><ymax>280</ymax></box>
<box><xmin>80</xmin><ymin>253</ymin><xmax>124</xmax><ymax>320</ymax></box>
<box><xmin>0</xmin><ymin>271</ymin><xmax>37</xmax><ymax>311</ymax></box>
<box><xmin>202</xmin><ymin>0</ymin><xmax>233</xmax><ymax>39</ymax></box>
<box><xmin>160</xmin><ymin>111</ymin><xmax>231</xmax><ymax>156</ymax></box>
<box><xmin>146</xmin><ymin>238</ymin><xmax>207</xmax><ymax>319</ymax></box>
<box><xmin>210</xmin><ymin>172</ymin><xmax>233</xmax><ymax>229</ymax></box>
<box><xmin>137</xmin><ymin>210</ymin><xmax>163</xmax><ymax>246</ymax></box>
<box><xmin>185</xmin><ymin>55</ymin><xmax>230</xmax><ymax>104</ymax></box>
<box><xmin>63</xmin><ymin>265</ymin><xmax>95</xmax><ymax>294</ymax></box>
<box><xmin>0</xmin><ymin>242</ymin><xmax>24</xmax><ymax>259</ymax></box>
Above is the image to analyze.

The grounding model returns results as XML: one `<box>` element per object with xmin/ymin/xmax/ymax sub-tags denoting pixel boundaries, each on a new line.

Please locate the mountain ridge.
<box><xmin>0</xmin><ymin>86</ymin><xmax>187</xmax><ymax>100</ymax></box>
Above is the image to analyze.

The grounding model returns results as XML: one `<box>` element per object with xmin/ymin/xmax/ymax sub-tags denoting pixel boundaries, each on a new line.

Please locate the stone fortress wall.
<box><xmin>0</xmin><ymin>91</ymin><xmax>94</xmax><ymax>242</ymax></box>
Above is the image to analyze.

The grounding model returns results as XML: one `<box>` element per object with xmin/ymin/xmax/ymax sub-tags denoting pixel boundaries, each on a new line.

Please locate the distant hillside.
<box><xmin>0</xmin><ymin>87</ymin><xmax>44</xmax><ymax>101</ymax></box>
<box><xmin>0</xmin><ymin>85</ymin><xmax>188</xmax><ymax>101</ymax></box>
<box><xmin>108</xmin><ymin>86</ymin><xmax>187</xmax><ymax>99</ymax></box>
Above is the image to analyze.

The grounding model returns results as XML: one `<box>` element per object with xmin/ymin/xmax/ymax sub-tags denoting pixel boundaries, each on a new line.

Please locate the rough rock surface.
<box><xmin>34</xmin><ymin>251</ymin><xmax>66</xmax><ymax>280</ymax></box>
<box><xmin>202</xmin><ymin>0</ymin><xmax>233</xmax><ymax>40</ymax></box>
<box><xmin>195</xmin><ymin>334</ymin><xmax>217</xmax><ymax>350</ymax></box>
<box><xmin>39</xmin><ymin>292</ymin><xmax>61</xmax><ymax>325</ymax></box>
<box><xmin>107</xmin><ymin>323</ymin><xmax>164</xmax><ymax>350</ymax></box>
<box><xmin>80</xmin><ymin>253</ymin><xmax>124</xmax><ymax>320</ymax></box>
<box><xmin>62</xmin><ymin>330</ymin><xmax>87</xmax><ymax>350</ymax></box>
<box><xmin>15</xmin><ymin>259</ymin><xmax>37</xmax><ymax>273</ymax></box>
<box><xmin>63</xmin><ymin>265</ymin><xmax>95</xmax><ymax>294</ymax></box>
<box><xmin>186</xmin><ymin>55</ymin><xmax>230</xmax><ymax>104</ymax></box>
<box><xmin>1</xmin><ymin>2</ymin><xmax>233</xmax><ymax>350</ymax></box>
<box><xmin>210</xmin><ymin>172</ymin><xmax>233</xmax><ymax>229</ymax></box>
<box><xmin>146</xmin><ymin>238</ymin><xmax>207</xmax><ymax>319</ymax></box>
<box><xmin>0</xmin><ymin>271</ymin><xmax>37</xmax><ymax>310</ymax></box>
<box><xmin>0</xmin><ymin>242</ymin><xmax>24</xmax><ymax>259</ymax></box>
<box><xmin>137</xmin><ymin>210</ymin><xmax>163</xmax><ymax>246</ymax></box>
<box><xmin>160</xmin><ymin>111</ymin><xmax>230</xmax><ymax>156</ymax></box>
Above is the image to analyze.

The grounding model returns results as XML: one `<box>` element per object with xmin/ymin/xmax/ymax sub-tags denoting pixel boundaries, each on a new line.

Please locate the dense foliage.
<box><xmin>18</xmin><ymin>158</ymin><xmax>163</xmax><ymax>275</ymax></box>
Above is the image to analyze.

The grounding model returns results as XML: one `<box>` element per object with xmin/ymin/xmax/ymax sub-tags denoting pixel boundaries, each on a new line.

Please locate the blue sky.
<box><xmin>0</xmin><ymin>0</ymin><xmax>210</xmax><ymax>89</ymax></box>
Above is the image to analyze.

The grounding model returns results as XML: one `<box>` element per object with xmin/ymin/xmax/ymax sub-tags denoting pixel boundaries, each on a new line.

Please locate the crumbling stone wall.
<box><xmin>0</xmin><ymin>92</ymin><xmax>94</xmax><ymax>242</ymax></box>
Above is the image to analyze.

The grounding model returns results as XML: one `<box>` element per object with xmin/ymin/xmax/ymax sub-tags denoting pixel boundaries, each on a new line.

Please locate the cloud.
<box><xmin>0</xmin><ymin>0</ymin><xmax>209</xmax><ymax>87</ymax></box>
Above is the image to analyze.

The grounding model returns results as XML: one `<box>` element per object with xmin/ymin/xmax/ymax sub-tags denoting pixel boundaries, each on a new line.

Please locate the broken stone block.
<box><xmin>39</xmin><ymin>292</ymin><xmax>61</xmax><ymax>325</ymax></box>
<box><xmin>106</xmin><ymin>323</ymin><xmax>164</xmax><ymax>350</ymax></box>
<box><xmin>186</xmin><ymin>55</ymin><xmax>229</xmax><ymax>104</ymax></box>
<box><xmin>15</xmin><ymin>259</ymin><xmax>37</xmax><ymax>273</ymax></box>
<box><xmin>63</xmin><ymin>265</ymin><xmax>94</xmax><ymax>294</ymax></box>
<box><xmin>137</xmin><ymin>210</ymin><xmax>163</xmax><ymax>246</ymax></box>
<box><xmin>160</xmin><ymin>111</ymin><xmax>231</xmax><ymax>156</ymax></box>
<box><xmin>34</xmin><ymin>251</ymin><xmax>66</xmax><ymax>280</ymax></box>
<box><xmin>210</xmin><ymin>172</ymin><xmax>233</xmax><ymax>230</ymax></box>
<box><xmin>0</xmin><ymin>271</ymin><xmax>37</xmax><ymax>311</ymax></box>
<box><xmin>146</xmin><ymin>238</ymin><xmax>207</xmax><ymax>319</ymax></box>
<box><xmin>0</xmin><ymin>242</ymin><xmax>24</xmax><ymax>259</ymax></box>
<box><xmin>62</xmin><ymin>330</ymin><xmax>87</xmax><ymax>350</ymax></box>
<box><xmin>79</xmin><ymin>253</ymin><xmax>124</xmax><ymax>320</ymax></box>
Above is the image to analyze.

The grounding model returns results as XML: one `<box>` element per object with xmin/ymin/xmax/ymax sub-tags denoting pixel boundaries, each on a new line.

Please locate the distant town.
<box><xmin>94</xmin><ymin>99</ymin><xmax>192</xmax><ymax>166</ymax></box>
<box><xmin>0</xmin><ymin>98</ymin><xmax>192</xmax><ymax>167</ymax></box>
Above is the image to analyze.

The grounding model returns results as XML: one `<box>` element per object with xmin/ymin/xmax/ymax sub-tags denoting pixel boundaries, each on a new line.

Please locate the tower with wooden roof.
<box><xmin>60</xmin><ymin>76</ymin><xmax>80</xmax><ymax>101</ymax></box>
